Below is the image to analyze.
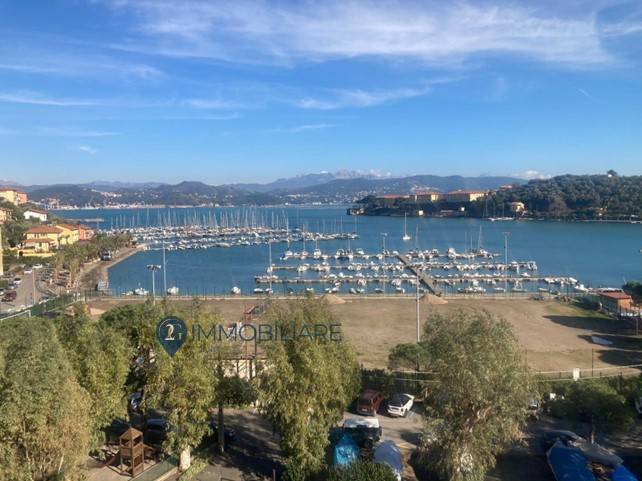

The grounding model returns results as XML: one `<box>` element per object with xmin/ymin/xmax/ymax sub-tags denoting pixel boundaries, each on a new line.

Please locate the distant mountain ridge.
<box><xmin>22</xmin><ymin>173</ymin><xmax>524</xmax><ymax>207</ymax></box>
<box><xmin>294</xmin><ymin>175</ymin><xmax>522</xmax><ymax>196</ymax></box>
<box><xmin>229</xmin><ymin>170</ymin><xmax>393</xmax><ymax>192</ymax></box>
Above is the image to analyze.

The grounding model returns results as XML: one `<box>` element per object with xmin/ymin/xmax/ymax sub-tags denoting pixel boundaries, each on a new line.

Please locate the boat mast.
<box><xmin>162</xmin><ymin>240</ymin><xmax>167</xmax><ymax>295</ymax></box>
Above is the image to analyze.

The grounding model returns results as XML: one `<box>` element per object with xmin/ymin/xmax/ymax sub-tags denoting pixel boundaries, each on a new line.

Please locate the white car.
<box><xmin>23</xmin><ymin>268</ymin><xmax>33</xmax><ymax>274</ymax></box>
<box><xmin>387</xmin><ymin>393</ymin><xmax>415</xmax><ymax>417</ymax></box>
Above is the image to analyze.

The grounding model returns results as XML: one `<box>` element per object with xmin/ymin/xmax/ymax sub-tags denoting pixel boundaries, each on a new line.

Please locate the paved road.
<box><xmin>0</xmin><ymin>270</ymin><xmax>47</xmax><ymax>315</ymax></box>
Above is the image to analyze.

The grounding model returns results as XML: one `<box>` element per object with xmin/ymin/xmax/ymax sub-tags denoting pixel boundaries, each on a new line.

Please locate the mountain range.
<box><xmin>5</xmin><ymin>172</ymin><xmax>524</xmax><ymax>207</ymax></box>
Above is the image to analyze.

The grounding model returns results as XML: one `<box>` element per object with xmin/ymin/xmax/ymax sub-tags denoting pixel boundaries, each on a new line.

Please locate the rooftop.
<box><xmin>599</xmin><ymin>291</ymin><xmax>632</xmax><ymax>300</ymax></box>
<box><xmin>26</xmin><ymin>225</ymin><xmax>63</xmax><ymax>234</ymax></box>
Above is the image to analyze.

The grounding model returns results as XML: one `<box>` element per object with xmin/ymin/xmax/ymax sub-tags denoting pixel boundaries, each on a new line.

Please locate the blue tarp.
<box><xmin>612</xmin><ymin>465</ymin><xmax>639</xmax><ymax>481</ymax></box>
<box><xmin>547</xmin><ymin>440</ymin><xmax>595</xmax><ymax>481</ymax></box>
<box><xmin>333</xmin><ymin>433</ymin><xmax>359</xmax><ymax>466</ymax></box>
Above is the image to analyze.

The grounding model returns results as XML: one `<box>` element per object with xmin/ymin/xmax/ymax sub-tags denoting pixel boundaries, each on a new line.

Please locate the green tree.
<box><xmin>551</xmin><ymin>380</ymin><xmax>634</xmax><ymax>439</ymax></box>
<box><xmin>417</xmin><ymin>310</ymin><xmax>532</xmax><ymax>481</ymax></box>
<box><xmin>0</xmin><ymin>317</ymin><xmax>91</xmax><ymax>481</ymax></box>
<box><xmin>55</xmin><ymin>306</ymin><xmax>133</xmax><ymax>449</ymax></box>
<box><xmin>144</xmin><ymin>321</ymin><xmax>217</xmax><ymax>471</ymax></box>
<box><xmin>326</xmin><ymin>461</ymin><xmax>398</xmax><ymax>481</ymax></box>
<box><xmin>257</xmin><ymin>298</ymin><xmax>361</xmax><ymax>476</ymax></box>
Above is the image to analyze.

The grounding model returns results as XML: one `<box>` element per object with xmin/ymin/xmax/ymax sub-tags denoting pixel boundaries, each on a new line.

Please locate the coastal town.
<box><xmin>2</xmin><ymin>176</ymin><xmax>642</xmax><ymax>481</ymax></box>
<box><xmin>3</xmin><ymin>1</ymin><xmax>642</xmax><ymax>481</ymax></box>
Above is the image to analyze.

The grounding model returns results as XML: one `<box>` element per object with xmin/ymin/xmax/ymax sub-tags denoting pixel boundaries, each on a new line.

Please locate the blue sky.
<box><xmin>1</xmin><ymin>0</ymin><xmax>641</xmax><ymax>185</ymax></box>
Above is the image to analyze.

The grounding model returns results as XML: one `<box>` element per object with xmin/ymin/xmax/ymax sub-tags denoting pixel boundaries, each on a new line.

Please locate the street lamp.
<box><xmin>503</xmin><ymin>232</ymin><xmax>511</xmax><ymax>295</ymax></box>
<box><xmin>381</xmin><ymin>233</ymin><xmax>387</xmax><ymax>297</ymax></box>
<box><xmin>146</xmin><ymin>264</ymin><xmax>162</xmax><ymax>304</ymax></box>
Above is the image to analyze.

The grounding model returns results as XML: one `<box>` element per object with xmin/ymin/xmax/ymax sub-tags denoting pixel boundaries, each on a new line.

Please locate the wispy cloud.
<box><xmin>36</xmin><ymin>126</ymin><xmax>120</xmax><ymax>137</ymax></box>
<box><xmin>0</xmin><ymin>91</ymin><xmax>102</xmax><ymax>107</ymax></box>
<box><xmin>100</xmin><ymin>0</ymin><xmax>639</xmax><ymax>68</ymax></box>
<box><xmin>298</xmin><ymin>85</ymin><xmax>433</xmax><ymax>110</ymax></box>
<box><xmin>74</xmin><ymin>145</ymin><xmax>98</xmax><ymax>155</ymax></box>
<box><xmin>268</xmin><ymin>123</ymin><xmax>335</xmax><ymax>133</ymax></box>
<box><xmin>577</xmin><ymin>88</ymin><xmax>598</xmax><ymax>101</ymax></box>
<box><xmin>181</xmin><ymin>98</ymin><xmax>244</xmax><ymax>110</ymax></box>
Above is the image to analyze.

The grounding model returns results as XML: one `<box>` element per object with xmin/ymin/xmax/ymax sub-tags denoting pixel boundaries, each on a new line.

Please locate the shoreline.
<box><xmin>79</xmin><ymin>245</ymin><xmax>142</xmax><ymax>290</ymax></box>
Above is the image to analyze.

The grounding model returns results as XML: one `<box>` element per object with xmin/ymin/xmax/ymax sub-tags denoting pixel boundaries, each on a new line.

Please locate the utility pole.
<box><xmin>416</xmin><ymin>267</ymin><xmax>421</xmax><ymax>343</ymax></box>
<box><xmin>503</xmin><ymin>232</ymin><xmax>510</xmax><ymax>295</ymax></box>
<box><xmin>146</xmin><ymin>264</ymin><xmax>161</xmax><ymax>304</ymax></box>
<box><xmin>0</xmin><ymin>226</ymin><xmax>3</xmax><ymax>277</ymax></box>
<box><xmin>162</xmin><ymin>241</ymin><xmax>167</xmax><ymax>296</ymax></box>
<box><xmin>381</xmin><ymin>233</ymin><xmax>387</xmax><ymax>297</ymax></box>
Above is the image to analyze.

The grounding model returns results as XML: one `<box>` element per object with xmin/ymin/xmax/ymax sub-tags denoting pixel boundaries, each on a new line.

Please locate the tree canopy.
<box><xmin>0</xmin><ymin>317</ymin><xmax>92</xmax><ymax>481</ymax></box>
<box><xmin>413</xmin><ymin>310</ymin><xmax>533</xmax><ymax>481</ymax></box>
<box><xmin>55</xmin><ymin>306</ymin><xmax>133</xmax><ymax>448</ymax></box>
<box><xmin>257</xmin><ymin>298</ymin><xmax>361</xmax><ymax>476</ymax></box>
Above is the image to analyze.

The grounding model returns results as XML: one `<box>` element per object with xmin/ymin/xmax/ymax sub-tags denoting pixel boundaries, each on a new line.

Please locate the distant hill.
<box><xmin>81</xmin><ymin>180</ymin><xmax>167</xmax><ymax>191</ymax></box>
<box><xmin>28</xmin><ymin>185</ymin><xmax>104</xmax><ymax>205</ymax></box>
<box><xmin>473</xmin><ymin>173</ymin><xmax>642</xmax><ymax>219</ymax></box>
<box><xmin>231</xmin><ymin>170</ymin><xmax>391</xmax><ymax>193</ymax></box>
<box><xmin>20</xmin><ymin>173</ymin><xmax>525</xmax><ymax>207</ymax></box>
<box><xmin>294</xmin><ymin>175</ymin><xmax>523</xmax><ymax>199</ymax></box>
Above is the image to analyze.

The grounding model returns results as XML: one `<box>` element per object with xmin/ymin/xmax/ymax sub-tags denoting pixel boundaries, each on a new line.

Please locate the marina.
<box><xmin>54</xmin><ymin>206</ymin><xmax>642</xmax><ymax>297</ymax></box>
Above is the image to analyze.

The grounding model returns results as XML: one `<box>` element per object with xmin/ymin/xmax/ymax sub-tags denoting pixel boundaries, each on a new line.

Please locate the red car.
<box><xmin>2</xmin><ymin>290</ymin><xmax>17</xmax><ymax>302</ymax></box>
<box><xmin>357</xmin><ymin>389</ymin><xmax>384</xmax><ymax>416</ymax></box>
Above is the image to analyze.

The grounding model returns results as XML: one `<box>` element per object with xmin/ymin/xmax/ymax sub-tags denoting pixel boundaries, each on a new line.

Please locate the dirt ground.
<box><xmin>87</xmin><ymin>296</ymin><xmax>642</xmax><ymax>373</ymax></box>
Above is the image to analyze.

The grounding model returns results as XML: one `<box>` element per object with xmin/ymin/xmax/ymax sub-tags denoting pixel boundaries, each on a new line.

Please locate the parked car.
<box><xmin>105</xmin><ymin>418</ymin><xmax>131</xmax><ymax>444</ymax></box>
<box><xmin>13</xmin><ymin>277</ymin><xmax>22</xmax><ymax>285</ymax></box>
<box><xmin>23</xmin><ymin>268</ymin><xmax>33</xmax><ymax>275</ymax></box>
<box><xmin>387</xmin><ymin>393</ymin><xmax>414</xmax><ymax>417</ymax></box>
<box><xmin>357</xmin><ymin>389</ymin><xmax>384</xmax><ymax>416</ymax></box>
<box><xmin>208</xmin><ymin>419</ymin><xmax>236</xmax><ymax>445</ymax></box>
<box><xmin>143</xmin><ymin>418</ymin><xmax>169</xmax><ymax>448</ymax></box>
<box><xmin>2</xmin><ymin>290</ymin><xmax>17</xmax><ymax>302</ymax></box>
<box><xmin>342</xmin><ymin>417</ymin><xmax>382</xmax><ymax>449</ymax></box>
<box><xmin>0</xmin><ymin>288</ymin><xmax>5</xmax><ymax>296</ymax></box>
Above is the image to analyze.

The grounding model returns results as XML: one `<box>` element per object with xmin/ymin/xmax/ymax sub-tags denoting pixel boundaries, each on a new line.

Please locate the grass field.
<box><xmin>87</xmin><ymin>296</ymin><xmax>642</xmax><ymax>373</ymax></box>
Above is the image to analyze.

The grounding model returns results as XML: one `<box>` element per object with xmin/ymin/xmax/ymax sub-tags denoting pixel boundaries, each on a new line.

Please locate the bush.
<box><xmin>326</xmin><ymin>461</ymin><xmax>397</xmax><ymax>481</ymax></box>
<box><xmin>178</xmin><ymin>458</ymin><xmax>207</xmax><ymax>480</ymax></box>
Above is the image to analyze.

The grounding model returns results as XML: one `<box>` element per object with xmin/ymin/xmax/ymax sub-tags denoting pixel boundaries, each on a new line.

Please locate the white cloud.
<box><xmin>518</xmin><ymin>170</ymin><xmax>552</xmax><ymax>180</ymax></box>
<box><xmin>181</xmin><ymin>98</ymin><xmax>244</xmax><ymax>109</ymax></box>
<box><xmin>577</xmin><ymin>88</ymin><xmax>598</xmax><ymax>101</ymax></box>
<box><xmin>298</xmin><ymin>85</ymin><xmax>433</xmax><ymax>110</ymax></box>
<box><xmin>36</xmin><ymin>126</ymin><xmax>120</xmax><ymax>137</ymax></box>
<box><xmin>268</xmin><ymin>123</ymin><xmax>334</xmax><ymax>133</ymax></box>
<box><xmin>100</xmin><ymin>0</ymin><xmax>638</xmax><ymax>68</ymax></box>
<box><xmin>74</xmin><ymin>145</ymin><xmax>98</xmax><ymax>155</ymax></box>
<box><xmin>0</xmin><ymin>91</ymin><xmax>101</xmax><ymax>107</ymax></box>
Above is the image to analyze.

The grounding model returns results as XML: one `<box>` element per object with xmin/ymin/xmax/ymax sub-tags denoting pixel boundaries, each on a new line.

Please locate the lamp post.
<box><xmin>381</xmin><ymin>233</ymin><xmax>387</xmax><ymax>297</ymax></box>
<box><xmin>416</xmin><ymin>266</ymin><xmax>421</xmax><ymax>343</ymax></box>
<box><xmin>146</xmin><ymin>264</ymin><xmax>161</xmax><ymax>304</ymax></box>
<box><xmin>503</xmin><ymin>232</ymin><xmax>510</xmax><ymax>295</ymax></box>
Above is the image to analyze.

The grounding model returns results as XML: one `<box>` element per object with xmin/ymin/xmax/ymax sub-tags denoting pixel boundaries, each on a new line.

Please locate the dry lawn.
<box><xmin>88</xmin><ymin>296</ymin><xmax>642</xmax><ymax>373</ymax></box>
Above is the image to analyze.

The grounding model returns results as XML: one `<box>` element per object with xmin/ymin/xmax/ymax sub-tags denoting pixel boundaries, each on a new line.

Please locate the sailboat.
<box><xmin>402</xmin><ymin>213</ymin><xmax>411</xmax><ymax>241</ymax></box>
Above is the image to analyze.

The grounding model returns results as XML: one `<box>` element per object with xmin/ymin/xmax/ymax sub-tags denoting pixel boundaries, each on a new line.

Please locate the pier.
<box><xmin>396</xmin><ymin>254</ymin><xmax>442</xmax><ymax>295</ymax></box>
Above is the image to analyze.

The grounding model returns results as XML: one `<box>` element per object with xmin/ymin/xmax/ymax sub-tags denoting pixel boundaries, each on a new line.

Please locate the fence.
<box><xmin>0</xmin><ymin>293</ymin><xmax>77</xmax><ymax>320</ymax></box>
